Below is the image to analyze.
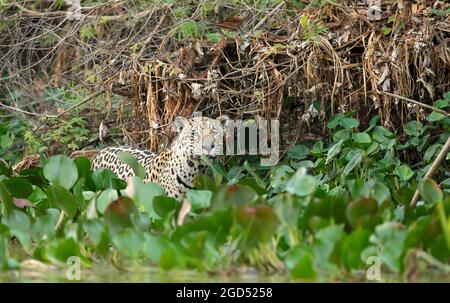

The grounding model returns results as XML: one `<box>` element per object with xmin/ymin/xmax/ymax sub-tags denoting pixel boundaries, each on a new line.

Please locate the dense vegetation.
<box><xmin>0</xmin><ymin>99</ymin><xmax>449</xmax><ymax>281</ymax></box>
<box><xmin>1</xmin><ymin>0</ymin><xmax>450</xmax><ymax>282</ymax></box>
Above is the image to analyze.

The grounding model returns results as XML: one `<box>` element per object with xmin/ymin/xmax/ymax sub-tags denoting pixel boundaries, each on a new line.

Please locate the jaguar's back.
<box><xmin>91</xmin><ymin>116</ymin><xmax>224</xmax><ymax>199</ymax></box>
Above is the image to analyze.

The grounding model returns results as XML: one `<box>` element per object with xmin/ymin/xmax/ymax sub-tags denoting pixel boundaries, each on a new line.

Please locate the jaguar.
<box><xmin>91</xmin><ymin>116</ymin><xmax>225</xmax><ymax>199</ymax></box>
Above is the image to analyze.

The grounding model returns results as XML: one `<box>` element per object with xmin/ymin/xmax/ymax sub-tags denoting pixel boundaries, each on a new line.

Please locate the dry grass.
<box><xmin>1</xmin><ymin>0</ymin><xmax>449</xmax><ymax>152</ymax></box>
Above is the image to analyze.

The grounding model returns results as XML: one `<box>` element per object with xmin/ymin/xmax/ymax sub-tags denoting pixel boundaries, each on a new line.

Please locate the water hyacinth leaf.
<box><xmin>0</xmin><ymin>181</ymin><xmax>14</xmax><ymax>213</ymax></box>
<box><xmin>96</xmin><ymin>189</ymin><xmax>118</xmax><ymax>214</ymax></box>
<box><xmin>274</xmin><ymin>194</ymin><xmax>301</xmax><ymax>228</ymax></box>
<box><xmin>82</xmin><ymin>218</ymin><xmax>108</xmax><ymax>246</ymax></box>
<box><xmin>2</xmin><ymin>177</ymin><xmax>33</xmax><ymax>198</ymax></box>
<box><xmin>104</xmin><ymin>197</ymin><xmax>138</xmax><ymax>233</ymax></box>
<box><xmin>313</xmin><ymin>225</ymin><xmax>345</xmax><ymax>270</ymax></box>
<box><xmin>419</xmin><ymin>178</ymin><xmax>443</xmax><ymax>204</ymax></box>
<box><xmin>112</xmin><ymin>227</ymin><xmax>144</xmax><ymax>259</ymax></box>
<box><xmin>91</xmin><ymin>169</ymin><xmax>125</xmax><ymax>190</ymax></box>
<box><xmin>341</xmin><ymin>229</ymin><xmax>371</xmax><ymax>270</ymax></box>
<box><xmin>326</xmin><ymin>139</ymin><xmax>344</xmax><ymax>164</ymax></box>
<box><xmin>130</xmin><ymin>178</ymin><xmax>165</xmax><ymax>218</ymax></box>
<box><xmin>212</xmin><ymin>184</ymin><xmax>257</xmax><ymax>209</ymax></box>
<box><xmin>43</xmin><ymin>155</ymin><xmax>78</xmax><ymax>189</ymax></box>
<box><xmin>194</xmin><ymin>175</ymin><xmax>216</xmax><ymax>191</ymax></box>
<box><xmin>0</xmin><ymin>235</ymin><xmax>7</xmax><ymax>269</ymax></box>
<box><xmin>46</xmin><ymin>238</ymin><xmax>88</xmax><ymax>265</ymax></box>
<box><xmin>2</xmin><ymin>209</ymin><xmax>32</xmax><ymax>248</ymax></box>
<box><xmin>370</xmin><ymin>222</ymin><xmax>407</xmax><ymax>273</ymax></box>
<box><xmin>346</xmin><ymin>197</ymin><xmax>380</xmax><ymax>229</ymax></box>
<box><xmin>285</xmin><ymin>245</ymin><xmax>317</xmax><ymax>280</ymax></box>
<box><xmin>352</xmin><ymin>132</ymin><xmax>372</xmax><ymax>144</ymax></box>
<box><xmin>117</xmin><ymin>152</ymin><xmax>145</xmax><ymax>179</ymax></box>
<box><xmin>143</xmin><ymin>233</ymin><xmax>167</xmax><ymax>263</ymax></box>
<box><xmin>153</xmin><ymin>196</ymin><xmax>178</xmax><ymax>220</ymax></box>
<box><xmin>291</xmin><ymin>254</ymin><xmax>317</xmax><ymax>280</ymax></box>
<box><xmin>339</xmin><ymin>117</ymin><xmax>359</xmax><ymax>129</ymax></box>
<box><xmin>46</xmin><ymin>184</ymin><xmax>77</xmax><ymax>219</ymax></box>
<box><xmin>186</xmin><ymin>190</ymin><xmax>212</xmax><ymax>210</ymax></box>
<box><xmin>236</xmin><ymin>205</ymin><xmax>278</xmax><ymax>247</ymax></box>
<box><xmin>32</xmin><ymin>209</ymin><xmax>60</xmax><ymax>242</ymax></box>
<box><xmin>74</xmin><ymin>157</ymin><xmax>91</xmax><ymax>179</ymax></box>
<box><xmin>395</xmin><ymin>165</ymin><xmax>414</xmax><ymax>181</ymax></box>
<box><xmin>286</xmin><ymin>167</ymin><xmax>316</xmax><ymax>197</ymax></box>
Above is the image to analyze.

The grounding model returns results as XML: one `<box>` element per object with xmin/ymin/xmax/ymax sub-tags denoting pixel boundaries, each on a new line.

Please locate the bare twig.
<box><xmin>380</xmin><ymin>91</ymin><xmax>450</xmax><ymax>117</ymax></box>
<box><xmin>410</xmin><ymin>135</ymin><xmax>450</xmax><ymax>208</ymax></box>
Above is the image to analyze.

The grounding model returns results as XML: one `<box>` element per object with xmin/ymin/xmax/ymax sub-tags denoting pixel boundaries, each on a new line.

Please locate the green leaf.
<box><xmin>0</xmin><ymin>180</ymin><xmax>14</xmax><ymax>213</ymax></box>
<box><xmin>2</xmin><ymin>177</ymin><xmax>33</xmax><ymax>198</ymax></box>
<box><xmin>74</xmin><ymin>157</ymin><xmax>91</xmax><ymax>179</ymax></box>
<box><xmin>186</xmin><ymin>190</ymin><xmax>212</xmax><ymax>210</ymax></box>
<box><xmin>326</xmin><ymin>139</ymin><xmax>344</xmax><ymax>164</ymax></box>
<box><xmin>427</xmin><ymin>111</ymin><xmax>446</xmax><ymax>122</ymax></box>
<box><xmin>327</xmin><ymin>113</ymin><xmax>345</xmax><ymax>129</ymax></box>
<box><xmin>341</xmin><ymin>229</ymin><xmax>371</xmax><ymax>270</ymax></box>
<box><xmin>104</xmin><ymin>197</ymin><xmax>138</xmax><ymax>233</ymax></box>
<box><xmin>2</xmin><ymin>209</ymin><xmax>31</xmax><ymax>248</ymax></box>
<box><xmin>205</xmin><ymin>32</ymin><xmax>221</xmax><ymax>43</ymax></box>
<box><xmin>395</xmin><ymin>165</ymin><xmax>414</xmax><ymax>181</ymax></box>
<box><xmin>339</xmin><ymin>118</ymin><xmax>359</xmax><ymax>129</ymax></box>
<box><xmin>44</xmin><ymin>155</ymin><xmax>78</xmax><ymax>189</ymax></box>
<box><xmin>424</xmin><ymin>144</ymin><xmax>442</xmax><ymax>163</ymax></box>
<box><xmin>236</xmin><ymin>205</ymin><xmax>279</xmax><ymax>247</ymax></box>
<box><xmin>212</xmin><ymin>184</ymin><xmax>257</xmax><ymax>210</ymax></box>
<box><xmin>91</xmin><ymin>169</ymin><xmax>125</xmax><ymax>190</ymax></box>
<box><xmin>130</xmin><ymin>177</ymin><xmax>165</xmax><ymax>218</ymax></box>
<box><xmin>343</xmin><ymin>150</ymin><xmax>363</xmax><ymax>175</ymax></box>
<box><xmin>419</xmin><ymin>178</ymin><xmax>443</xmax><ymax>204</ymax></box>
<box><xmin>117</xmin><ymin>152</ymin><xmax>145</xmax><ymax>179</ymax></box>
<box><xmin>286</xmin><ymin>167</ymin><xmax>316</xmax><ymax>197</ymax></box>
<box><xmin>270</xmin><ymin>165</ymin><xmax>294</xmax><ymax>193</ymax></box>
<box><xmin>32</xmin><ymin>209</ymin><xmax>60</xmax><ymax>242</ymax></box>
<box><xmin>403</xmin><ymin>121</ymin><xmax>423</xmax><ymax>137</ymax></box>
<box><xmin>291</xmin><ymin>254</ymin><xmax>317</xmax><ymax>280</ymax></box>
<box><xmin>346</xmin><ymin>197</ymin><xmax>380</xmax><ymax>229</ymax></box>
<box><xmin>332</xmin><ymin>129</ymin><xmax>351</xmax><ymax>142</ymax></box>
<box><xmin>143</xmin><ymin>233</ymin><xmax>167</xmax><ymax>263</ymax></box>
<box><xmin>112</xmin><ymin>228</ymin><xmax>144</xmax><ymax>259</ymax></box>
<box><xmin>46</xmin><ymin>184</ymin><xmax>77</xmax><ymax>218</ymax></box>
<box><xmin>352</xmin><ymin>132</ymin><xmax>372</xmax><ymax>144</ymax></box>
<box><xmin>96</xmin><ymin>189</ymin><xmax>119</xmax><ymax>214</ymax></box>
<box><xmin>288</xmin><ymin>144</ymin><xmax>309</xmax><ymax>160</ymax></box>
<box><xmin>370</xmin><ymin>222</ymin><xmax>407</xmax><ymax>273</ymax></box>
<box><xmin>372</xmin><ymin>126</ymin><xmax>393</xmax><ymax>143</ymax></box>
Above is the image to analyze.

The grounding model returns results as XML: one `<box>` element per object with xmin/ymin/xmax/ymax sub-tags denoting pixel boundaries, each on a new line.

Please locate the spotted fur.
<box><xmin>91</xmin><ymin>116</ymin><xmax>224</xmax><ymax>199</ymax></box>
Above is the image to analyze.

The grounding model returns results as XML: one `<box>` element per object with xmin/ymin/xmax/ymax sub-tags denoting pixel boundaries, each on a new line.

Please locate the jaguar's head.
<box><xmin>171</xmin><ymin>115</ymin><xmax>227</xmax><ymax>159</ymax></box>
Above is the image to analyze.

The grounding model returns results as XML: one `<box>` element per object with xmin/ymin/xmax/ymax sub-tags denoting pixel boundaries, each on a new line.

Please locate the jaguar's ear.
<box><xmin>216</xmin><ymin>115</ymin><xmax>229</xmax><ymax>127</ymax></box>
<box><xmin>171</xmin><ymin>116</ymin><xmax>188</xmax><ymax>133</ymax></box>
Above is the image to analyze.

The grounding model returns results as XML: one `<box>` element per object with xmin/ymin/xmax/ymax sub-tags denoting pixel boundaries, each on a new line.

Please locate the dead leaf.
<box><xmin>217</xmin><ymin>16</ymin><xmax>244</xmax><ymax>31</ymax></box>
